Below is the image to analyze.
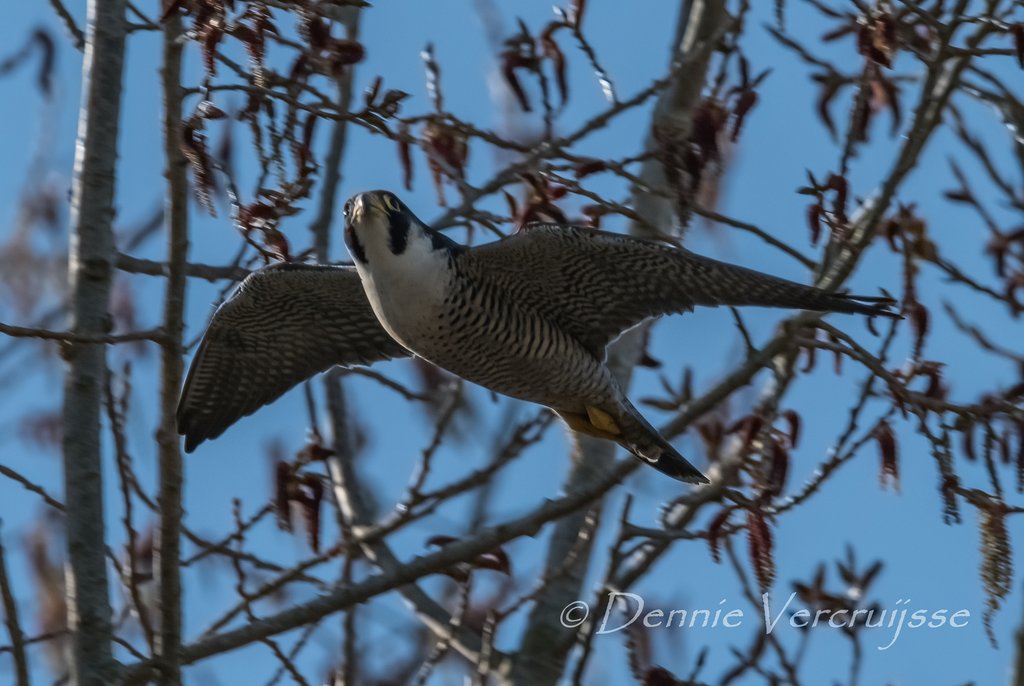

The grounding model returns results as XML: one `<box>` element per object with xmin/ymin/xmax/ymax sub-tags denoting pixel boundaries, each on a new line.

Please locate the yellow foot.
<box><xmin>557</xmin><ymin>409</ymin><xmax>621</xmax><ymax>440</ymax></box>
<box><xmin>585</xmin><ymin>405</ymin><xmax>622</xmax><ymax>436</ymax></box>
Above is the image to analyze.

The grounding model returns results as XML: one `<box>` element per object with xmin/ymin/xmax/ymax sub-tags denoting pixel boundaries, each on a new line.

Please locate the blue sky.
<box><xmin>1</xmin><ymin>1</ymin><xmax>1022</xmax><ymax>684</ymax></box>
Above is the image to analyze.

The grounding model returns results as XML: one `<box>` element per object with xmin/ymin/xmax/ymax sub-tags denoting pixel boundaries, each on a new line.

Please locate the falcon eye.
<box><xmin>343</xmin><ymin>199</ymin><xmax>352</xmax><ymax>218</ymax></box>
<box><xmin>382</xmin><ymin>194</ymin><xmax>400</xmax><ymax>213</ymax></box>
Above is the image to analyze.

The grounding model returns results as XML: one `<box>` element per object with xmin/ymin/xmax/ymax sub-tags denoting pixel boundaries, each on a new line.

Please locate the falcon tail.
<box><xmin>556</xmin><ymin>405</ymin><xmax>708</xmax><ymax>484</ymax></box>
<box><xmin>694</xmin><ymin>256</ymin><xmax>900</xmax><ymax>318</ymax></box>
<box><xmin>616</xmin><ymin>405</ymin><xmax>710</xmax><ymax>484</ymax></box>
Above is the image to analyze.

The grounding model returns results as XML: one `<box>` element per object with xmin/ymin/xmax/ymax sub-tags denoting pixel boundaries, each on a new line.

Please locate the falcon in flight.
<box><xmin>177</xmin><ymin>190</ymin><xmax>895</xmax><ymax>483</ymax></box>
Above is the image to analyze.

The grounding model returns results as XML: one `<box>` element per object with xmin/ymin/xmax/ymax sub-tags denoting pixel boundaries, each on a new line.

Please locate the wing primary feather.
<box><xmin>465</xmin><ymin>223</ymin><xmax>898</xmax><ymax>357</ymax></box>
<box><xmin>176</xmin><ymin>264</ymin><xmax>408</xmax><ymax>451</ymax></box>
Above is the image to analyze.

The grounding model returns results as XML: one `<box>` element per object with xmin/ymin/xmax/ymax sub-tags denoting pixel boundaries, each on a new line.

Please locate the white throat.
<box><xmin>353</xmin><ymin>230</ymin><xmax>451</xmax><ymax>348</ymax></box>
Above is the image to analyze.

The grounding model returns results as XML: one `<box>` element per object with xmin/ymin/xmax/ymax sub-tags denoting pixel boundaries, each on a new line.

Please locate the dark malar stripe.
<box><xmin>345</xmin><ymin>225</ymin><xmax>369</xmax><ymax>264</ymax></box>
<box><xmin>389</xmin><ymin>210</ymin><xmax>410</xmax><ymax>254</ymax></box>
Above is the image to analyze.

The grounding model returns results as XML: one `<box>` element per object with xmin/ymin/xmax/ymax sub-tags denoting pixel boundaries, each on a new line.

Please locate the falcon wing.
<box><xmin>177</xmin><ymin>263</ymin><xmax>409</xmax><ymax>452</ymax></box>
<box><xmin>466</xmin><ymin>223</ymin><xmax>895</xmax><ymax>357</ymax></box>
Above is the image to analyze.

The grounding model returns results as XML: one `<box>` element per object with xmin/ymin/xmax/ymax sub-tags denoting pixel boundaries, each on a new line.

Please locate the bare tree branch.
<box><xmin>153</xmin><ymin>10</ymin><xmax>190</xmax><ymax>685</ymax></box>
<box><xmin>120</xmin><ymin>463</ymin><xmax>633</xmax><ymax>683</ymax></box>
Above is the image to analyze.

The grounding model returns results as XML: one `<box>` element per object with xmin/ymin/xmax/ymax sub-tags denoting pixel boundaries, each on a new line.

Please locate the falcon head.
<box><xmin>343</xmin><ymin>190</ymin><xmax>452</xmax><ymax>268</ymax></box>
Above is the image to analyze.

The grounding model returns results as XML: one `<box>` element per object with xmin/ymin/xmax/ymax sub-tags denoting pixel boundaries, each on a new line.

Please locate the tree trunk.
<box><xmin>61</xmin><ymin>1</ymin><xmax>127</xmax><ymax>684</ymax></box>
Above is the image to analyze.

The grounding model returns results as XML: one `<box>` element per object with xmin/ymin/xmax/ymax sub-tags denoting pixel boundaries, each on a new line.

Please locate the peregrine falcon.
<box><xmin>177</xmin><ymin>190</ymin><xmax>896</xmax><ymax>483</ymax></box>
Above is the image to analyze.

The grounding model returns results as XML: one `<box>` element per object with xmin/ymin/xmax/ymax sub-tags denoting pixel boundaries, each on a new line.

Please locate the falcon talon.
<box><xmin>178</xmin><ymin>190</ymin><xmax>897</xmax><ymax>484</ymax></box>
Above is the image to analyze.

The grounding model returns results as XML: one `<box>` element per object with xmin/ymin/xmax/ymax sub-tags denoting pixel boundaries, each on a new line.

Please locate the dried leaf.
<box><xmin>689</xmin><ymin>101</ymin><xmax>724</xmax><ymax>163</ymax></box>
<box><xmin>730</xmin><ymin>89</ymin><xmax>758</xmax><ymax>142</ymax></box>
<box><xmin>857</xmin><ymin>13</ymin><xmax>897</xmax><ymax>68</ymax></box>
<box><xmin>296</xmin><ymin>441</ymin><xmax>334</xmax><ymax>464</ymax></box>
<box><xmin>0</xmin><ymin>29</ymin><xmax>56</xmax><ymax>96</ymax></box>
<box><xmin>398</xmin><ymin>123</ymin><xmax>413</xmax><ymax>191</ymax></box>
<box><xmin>574</xmin><ymin>158</ymin><xmax>607</xmax><ymax>178</ymax></box>
<box><xmin>999</xmin><ymin>427</ymin><xmax>1012</xmax><ymax>464</ymax></box>
<box><xmin>426</xmin><ymin>537</ymin><xmax>512</xmax><ymax>578</ymax></box>
<box><xmin>1017</xmin><ymin>421</ymin><xmax>1024</xmax><ymax>493</ymax></box>
<box><xmin>781</xmin><ymin>409</ymin><xmax>801</xmax><ymax>448</ymax></box>
<box><xmin>979</xmin><ymin>504</ymin><xmax>1013</xmax><ymax>647</ymax></box>
<box><xmin>908</xmin><ymin>301</ymin><xmax>929</xmax><ymax>356</ymax></box>
<box><xmin>304</xmin><ymin>16</ymin><xmax>330</xmax><ymax>51</ymax></box>
<box><xmin>696</xmin><ymin>419</ymin><xmax>724</xmax><ymax>461</ymax></box>
<box><xmin>473</xmin><ymin>548</ymin><xmax>511</xmax><ymax>575</ymax></box>
<box><xmin>1014</xmin><ymin>24</ymin><xmax>1024</xmax><ymax>70</ymax></box>
<box><xmin>642</xmin><ymin>667</ymin><xmax>677</xmax><ymax>686</ymax></box>
<box><xmin>807</xmin><ymin>203</ymin><xmax>823</xmax><ymax>245</ymax></box>
<box><xmin>765</xmin><ymin>439</ymin><xmax>790</xmax><ymax>497</ymax></box>
<box><xmin>33</xmin><ymin>30</ymin><xmax>54</xmax><ymax>95</ymax></box>
<box><xmin>180</xmin><ymin>123</ymin><xmax>217</xmax><ymax>215</ymax></box>
<box><xmin>377</xmin><ymin>89</ymin><xmax>409</xmax><ymax>118</ymax></box>
<box><xmin>814</xmin><ymin>73</ymin><xmax>844</xmax><ymax>139</ymax></box>
<box><xmin>540</xmin><ymin>23</ymin><xmax>569</xmax><ymax>106</ymax></box>
<box><xmin>426</xmin><ymin>535</ymin><xmax>457</xmax><ymax>548</ymax></box>
<box><xmin>964</xmin><ymin>420</ymin><xmax>977</xmax><ymax>461</ymax></box>
<box><xmin>801</xmin><ymin>333</ymin><xmax>817</xmax><ymax>372</ymax></box>
<box><xmin>707</xmin><ymin>507</ymin><xmax>734</xmax><ymax>563</ymax></box>
<box><xmin>873</xmin><ymin>71</ymin><xmax>903</xmax><ymax>135</ymax></box>
<box><xmin>941</xmin><ymin>475</ymin><xmax>961</xmax><ymax>525</ymax></box>
<box><xmin>197</xmin><ymin>100</ymin><xmax>227</xmax><ymax>120</ymax></box>
<box><xmin>364</xmin><ymin>76</ymin><xmax>382</xmax><ymax>107</ymax></box>
<box><xmin>827</xmin><ymin>332</ymin><xmax>843</xmax><ymax>375</ymax></box>
<box><xmin>160</xmin><ymin>0</ymin><xmax>189</xmax><ymax>22</ymax></box>
<box><xmin>274</xmin><ymin>462</ymin><xmax>293</xmax><ymax>532</ymax></box>
<box><xmin>296</xmin><ymin>113</ymin><xmax>317</xmax><ymax>171</ymax></box>
<box><xmin>261</xmin><ymin>228</ymin><xmax>291</xmax><ymax>262</ymax></box>
<box><xmin>570</xmin><ymin>0</ymin><xmax>587</xmax><ymax>27</ymax></box>
<box><xmin>943</xmin><ymin>189</ymin><xmax>974</xmax><ymax>204</ymax></box>
<box><xmin>826</xmin><ymin>173</ymin><xmax>848</xmax><ymax>221</ymax></box>
<box><xmin>502</xmin><ymin>189</ymin><xmax>519</xmax><ymax>221</ymax></box>
<box><xmin>502</xmin><ymin>53</ymin><xmax>534</xmax><ymax>112</ymax></box>
<box><xmin>301</xmin><ymin>477</ymin><xmax>323</xmax><ymax>553</ymax></box>
<box><xmin>746</xmin><ymin>510</ymin><xmax>775</xmax><ymax>592</ymax></box>
<box><xmin>875</xmin><ymin>421</ymin><xmax>899</xmax><ymax>492</ymax></box>
<box><xmin>421</xmin><ymin>120</ymin><xmax>468</xmax><ymax>206</ymax></box>
<box><xmin>727</xmin><ymin>414</ymin><xmax>763</xmax><ymax>449</ymax></box>
<box><xmin>329</xmin><ymin>39</ymin><xmax>365</xmax><ymax>73</ymax></box>
<box><xmin>200</xmin><ymin>25</ymin><xmax>223</xmax><ymax>79</ymax></box>
<box><xmin>239</xmin><ymin>3</ymin><xmax>273</xmax><ymax>87</ymax></box>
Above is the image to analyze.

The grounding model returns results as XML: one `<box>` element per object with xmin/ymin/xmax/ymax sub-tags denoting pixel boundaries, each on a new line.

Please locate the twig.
<box><xmin>104</xmin><ymin>367</ymin><xmax>155</xmax><ymax>650</ymax></box>
<box><xmin>0</xmin><ymin>463</ymin><xmax>66</xmax><ymax>512</ymax></box>
<box><xmin>0</xmin><ymin>522</ymin><xmax>29</xmax><ymax>686</ymax></box>
<box><xmin>0</xmin><ymin>321</ymin><xmax>165</xmax><ymax>345</ymax></box>
<box><xmin>47</xmin><ymin>0</ymin><xmax>85</xmax><ymax>50</ymax></box>
<box><xmin>115</xmin><ymin>252</ymin><xmax>251</xmax><ymax>283</ymax></box>
<box><xmin>228</xmin><ymin>501</ymin><xmax>310</xmax><ymax>686</ymax></box>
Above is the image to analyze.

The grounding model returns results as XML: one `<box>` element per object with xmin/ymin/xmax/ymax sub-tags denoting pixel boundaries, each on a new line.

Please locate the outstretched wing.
<box><xmin>466</xmin><ymin>223</ymin><xmax>895</xmax><ymax>356</ymax></box>
<box><xmin>177</xmin><ymin>263</ymin><xmax>409</xmax><ymax>452</ymax></box>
